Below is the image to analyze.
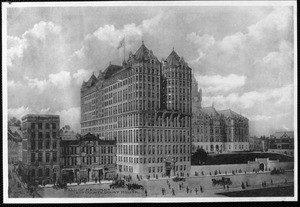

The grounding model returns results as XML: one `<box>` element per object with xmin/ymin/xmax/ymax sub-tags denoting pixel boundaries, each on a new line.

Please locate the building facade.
<box><xmin>8</xmin><ymin>125</ymin><xmax>23</xmax><ymax>164</ymax></box>
<box><xmin>191</xmin><ymin>104</ymin><xmax>249</xmax><ymax>153</ymax></box>
<box><xmin>21</xmin><ymin>114</ymin><xmax>60</xmax><ymax>185</ymax></box>
<box><xmin>81</xmin><ymin>42</ymin><xmax>192</xmax><ymax>178</ymax></box>
<box><xmin>268</xmin><ymin>131</ymin><xmax>294</xmax><ymax>156</ymax></box>
<box><xmin>249</xmin><ymin>136</ymin><xmax>266</xmax><ymax>152</ymax></box>
<box><xmin>60</xmin><ymin>133</ymin><xmax>116</xmax><ymax>183</ymax></box>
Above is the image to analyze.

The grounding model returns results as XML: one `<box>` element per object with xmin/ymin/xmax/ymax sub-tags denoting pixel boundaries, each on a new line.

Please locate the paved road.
<box><xmin>37</xmin><ymin>170</ymin><xmax>294</xmax><ymax>198</ymax></box>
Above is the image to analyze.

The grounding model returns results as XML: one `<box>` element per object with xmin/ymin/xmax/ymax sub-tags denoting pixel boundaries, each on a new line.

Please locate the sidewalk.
<box><xmin>40</xmin><ymin>180</ymin><xmax>113</xmax><ymax>188</ymax></box>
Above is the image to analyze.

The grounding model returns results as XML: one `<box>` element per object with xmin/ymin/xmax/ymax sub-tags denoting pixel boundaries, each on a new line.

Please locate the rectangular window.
<box><xmin>38</xmin><ymin>152</ymin><xmax>42</xmax><ymax>162</ymax></box>
<box><xmin>46</xmin><ymin>132</ymin><xmax>50</xmax><ymax>139</ymax></box>
<box><xmin>38</xmin><ymin>141</ymin><xmax>43</xmax><ymax>149</ymax></box>
<box><xmin>46</xmin><ymin>152</ymin><xmax>50</xmax><ymax>162</ymax></box>
<box><xmin>46</xmin><ymin>141</ymin><xmax>50</xmax><ymax>149</ymax></box>
<box><xmin>53</xmin><ymin>152</ymin><xmax>57</xmax><ymax>162</ymax></box>
<box><xmin>31</xmin><ymin>123</ymin><xmax>35</xmax><ymax>129</ymax></box>
<box><xmin>31</xmin><ymin>140</ymin><xmax>35</xmax><ymax>150</ymax></box>
<box><xmin>38</xmin><ymin>123</ymin><xmax>42</xmax><ymax>129</ymax></box>
<box><xmin>52</xmin><ymin>123</ymin><xmax>56</xmax><ymax>130</ymax></box>
<box><xmin>31</xmin><ymin>132</ymin><xmax>36</xmax><ymax>139</ymax></box>
<box><xmin>53</xmin><ymin>141</ymin><xmax>57</xmax><ymax>149</ymax></box>
<box><xmin>46</xmin><ymin>123</ymin><xmax>50</xmax><ymax>129</ymax></box>
<box><xmin>52</xmin><ymin>132</ymin><xmax>57</xmax><ymax>139</ymax></box>
<box><xmin>31</xmin><ymin>153</ymin><xmax>35</xmax><ymax>163</ymax></box>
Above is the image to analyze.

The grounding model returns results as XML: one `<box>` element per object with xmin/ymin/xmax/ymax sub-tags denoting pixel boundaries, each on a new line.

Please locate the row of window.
<box><xmin>30</xmin><ymin>132</ymin><xmax>57</xmax><ymax>139</ymax></box>
<box><xmin>117</xmin><ymin>129</ymin><xmax>189</xmax><ymax>143</ymax></box>
<box><xmin>118</xmin><ymin>156</ymin><xmax>190</xmax><ymax>164</ymax></box>
<box><xmin>31</xmin><ymin>152</ymin><xmax>57</xmax><ymax>163</ymax></box>
<box><xmin>117</xmin><ymin>144</ymin><xmax>190</xmax><ymax>156</ymax></box>
<box><xmin>31</xmin><ymin>168</ymin><xmax>51</xmax><ymax>178</ymax></box>
<box><xmin>102</xmin><ymin>99</ymin><xmax>160</xmax><ymax>117</ymax></box>
<box><xmin>31</xmin><ymin>140</ymin><xmax>57</xmax><ymax>150</ymax></box>
<box><xmin>30</xmin><ymin>122</ymin><xmax>57</xmax><ymax>130</ymax></box>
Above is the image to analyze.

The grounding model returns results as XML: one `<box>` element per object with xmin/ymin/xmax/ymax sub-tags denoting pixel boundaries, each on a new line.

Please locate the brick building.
<box><xmin>21</xmin><ymin>114</ymin><xmax>60</xmax><ymax>185</ymax></box>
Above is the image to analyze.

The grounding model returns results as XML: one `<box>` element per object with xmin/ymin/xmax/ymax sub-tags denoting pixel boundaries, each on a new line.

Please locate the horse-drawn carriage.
<box><xmin>211</xmin><ymin>177</ymin><xmax>232</xmax><ymax>186</ymax></box>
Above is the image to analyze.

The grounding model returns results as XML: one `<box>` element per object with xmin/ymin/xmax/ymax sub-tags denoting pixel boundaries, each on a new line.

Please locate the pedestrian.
<box><xmin>195</xmin><ymin>187</ymin><xmax>198</xmax><ymax>195</ymax></box>
<box><xmin>246</xmin><ymin>182</ymin><xmax>249</xmax><ymax>187</ymax></box>
<box><xmin>145</xmin><ymin>189</ymin><xmax>147</xmax><ymax>197</ymax></box>
<box><xmin>186</xmin><ymin>186</ymin><xmax>189</xmax><ymax>194</ymax></box>
<box><xmin>200</xmin><ymin>186</ymin><xmax>203</xmax><ymax>193</ymax></box>
<box><xmin>162</xmin><ymin>188</ymin><xmax>164</xmax><ymax>195</ymax></box>
<box><xmin>271</xmin><ymin>179</ymin><xmax>273</xmax><ymax>185</ymax></box>
<box><xmin>172</xmin><ymin>188</ymin><xmax>175</xmax><ymax>196</ymax></box>
<box><xmin>95</xmin><ymin>177</ymin><xmax>98</xmax><ymax>183</ymax></box>
<box><xmin>227</xmin><ymin>185</ymin><xmax>229</xmax><ymax>191</ymax></box>
<box><xmin>179</xmin><ymin>183</ymin><xmax>181</xmax><ymax>190</ymax></box>
<box><xmin>285</xmin><ymin>179</ymin><xmax>287</xmax><ymax>184</ymax></box>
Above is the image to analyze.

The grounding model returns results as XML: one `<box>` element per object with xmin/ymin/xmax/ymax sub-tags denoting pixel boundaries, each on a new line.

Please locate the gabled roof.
<box><xmin>200</xmin><ymin>106</ymin><xmax>219</xmax><ymax>117</ymax></box>
<box><xmin>218</xmin><ymin>109</ymin><xmax>243</xmax><ymax>119</ymax></box>
<box><xmin>103</xmin><ymin>64</ymin><xmax>123</xmax><ymax>79</ymax></box>
<box><xmin>86</xmin><ymin>73</ymin><xmax>97</xmax><ymax>87</ymax></box>
<box><xmin>134</xmin><ymin>43</ymin><xmax>150</xmax><ymax>61</ymax></box>
<box><xmin>81</xmin><ymin>132</ymin><xmax>98</xmax><ymax>141</ymax></box>
<box><xmin>271</xmin><ymin>131</ymin><xmax>294</xmax><ymax>139</ymax></box>
<box><xmin>166</xmin><ymin>50</ymin><xmax>180</xmax><ymax>66</ymax></box>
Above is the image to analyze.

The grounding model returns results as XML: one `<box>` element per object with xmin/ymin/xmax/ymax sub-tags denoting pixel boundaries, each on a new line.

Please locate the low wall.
<box><xmin>191</xmin><ymin>160</ymin><xmax>294</xmax><ymax>176</ymax></box>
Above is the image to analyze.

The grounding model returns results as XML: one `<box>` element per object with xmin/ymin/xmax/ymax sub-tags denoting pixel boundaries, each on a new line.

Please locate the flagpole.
<box><xmin>123</xmin><ymin>35</ymin><xmax>126</xmax><ymax>61</ymax></box>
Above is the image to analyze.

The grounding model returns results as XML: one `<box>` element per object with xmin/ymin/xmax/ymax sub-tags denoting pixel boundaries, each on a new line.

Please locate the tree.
<box><xmin>8</xmin><ymin>117</ymin><xmax>21</xmax><ymax>127</ymax></box>
<box><xmin>191</xmin><ymin>148</ymin><xmax>208</xmax><ymax>165</ymax></box>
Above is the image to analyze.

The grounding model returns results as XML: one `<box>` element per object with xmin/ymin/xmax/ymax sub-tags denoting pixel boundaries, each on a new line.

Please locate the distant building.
<box><xmin>8</xmin><ymin>125</ymin><xmax>23</xmax><ymax>164</ymax></box>
<box><xmin>249</xmin><ymin>136</ymin><xmax>266</xmax><ymax>152</ymax></box>
<box><xmin>60</xmin><ymin>133</ymin><xmax>116</xmax><ymax>183</ymax></box>
<box><xmin>21</xmin><ymin>114</ymin><xmax>60</xmax><ymax>185</ymax></box>
<box><xmin>192</xmin><ymin>105</ymin><xmax>249</xmax><ymax>153</ymax></box>
<box><xmin>268</xmin><ymin>131</ymin><xmax>294</xmax><ymax>156</ymax></box>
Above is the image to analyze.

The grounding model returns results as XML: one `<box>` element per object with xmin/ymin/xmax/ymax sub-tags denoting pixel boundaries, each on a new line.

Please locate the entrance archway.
<box><xmin>165</xmin><ymin>161</ymin><xmax>172</xmax><ymax>177</ymax></box>
<box><xmin>210</xmin><ymin>145</ymin><xmax>214</xmax><ymax>152</ymax></box>
<box><xmin>259</xmin><ymin>163</ymin><xmax>265</xmax><ymax>171</ymax></box>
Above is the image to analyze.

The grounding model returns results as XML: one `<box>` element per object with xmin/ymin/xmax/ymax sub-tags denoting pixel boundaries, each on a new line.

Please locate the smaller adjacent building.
<box><xmin>192</xmin><ymin>106</ymin><xmax>249</xmax><ymax>154</ymax></box>
<box><xmin>21</xmin><ymin>114</ymin><xmax>60</xmax><ymax>185</ymax></box>
<box><xmin>8</xmin><ymin>125</ymin><xmax>23</xmax><ymax>164</ymax></box>
<box><xmin>268</xmin><ymin>131</ymin><xmax>294</xmax><ymax>156</ymax></box>
<box><xmin>249</xmin><ymin>136</ymin><xmax>266</xmax><ymax>152</ymax></box>
<box><xmin>60</xmin><ymin>133</ymin><xmax>116</xmax><ymax>183</ymax></box>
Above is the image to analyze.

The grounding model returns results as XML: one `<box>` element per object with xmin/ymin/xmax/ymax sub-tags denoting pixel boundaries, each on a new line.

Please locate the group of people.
<box><xmin>241</xmin><ymin>182</ymin><xmax>249</xmax><ymax>189</ymax></box>
<box><xmin>160</xmin><ymin>180</ymin><xmax>204</xmax><ymax>196</ymax></box>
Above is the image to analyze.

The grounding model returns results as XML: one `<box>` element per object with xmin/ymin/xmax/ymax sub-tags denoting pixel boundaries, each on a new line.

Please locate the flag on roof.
<box><xmin>117</xmin><ymin>37</ymin><xmax>125</xmax><ymax>49</ymax></box>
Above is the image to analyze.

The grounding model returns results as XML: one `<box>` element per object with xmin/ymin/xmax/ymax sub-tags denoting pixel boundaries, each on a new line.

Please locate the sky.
<box><xmin>5</xmin><ymin>3</ymin><xmax>295</xmax><ymax>136</ymax></box>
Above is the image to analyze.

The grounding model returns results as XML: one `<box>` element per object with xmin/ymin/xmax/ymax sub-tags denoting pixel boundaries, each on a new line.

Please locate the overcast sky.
<box><xmin>6</xmin><ymin>3</ymin><xmax>295</xmax><ymax>136</ymax></box>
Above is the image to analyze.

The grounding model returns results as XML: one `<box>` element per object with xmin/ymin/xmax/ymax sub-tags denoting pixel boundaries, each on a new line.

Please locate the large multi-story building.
<box><xmin>21</xmin><ymin>114</ymin><xmax>60</xmax><ymax>185</ymax></box>
<box><xmin>81</xmin><ymin>42</ymin><xmax>192</xmax><ymax>178</ymax></box>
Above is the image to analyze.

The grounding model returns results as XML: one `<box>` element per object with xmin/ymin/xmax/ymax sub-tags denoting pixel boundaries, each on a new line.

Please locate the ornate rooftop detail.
<box><xmin>166</xmin><ymin>50</ymin><xmax>181</xmax><ymax>66</ymax></box>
